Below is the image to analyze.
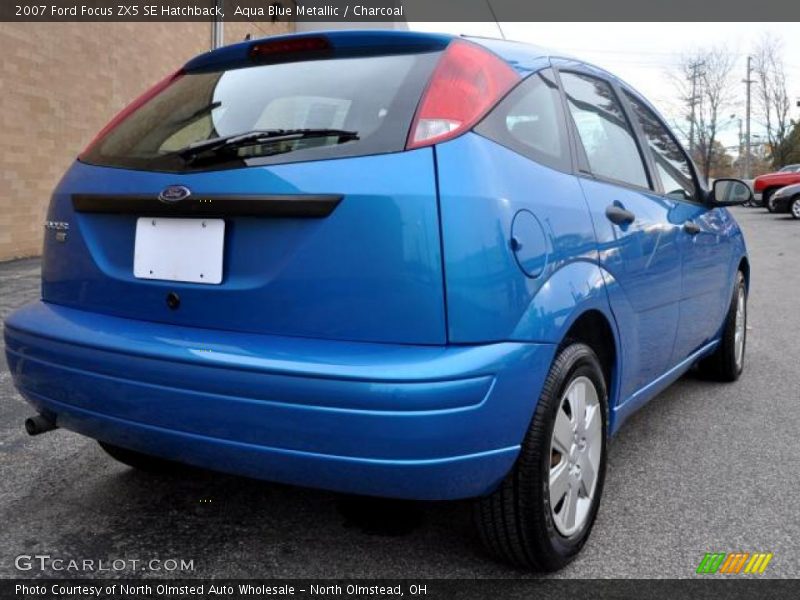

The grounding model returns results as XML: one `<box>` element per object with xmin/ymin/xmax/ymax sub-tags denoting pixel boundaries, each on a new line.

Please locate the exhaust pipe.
<box><xmin>25</xmin><ymin>414</ymin><xmax>58</xmax><ymax>436</ymax></box>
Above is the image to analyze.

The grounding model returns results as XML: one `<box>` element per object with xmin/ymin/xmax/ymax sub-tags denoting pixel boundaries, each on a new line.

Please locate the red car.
<box><xmin>754</xmin><ymin>164</ymin><xmax>800</xmax><ymax>211</ymax></box>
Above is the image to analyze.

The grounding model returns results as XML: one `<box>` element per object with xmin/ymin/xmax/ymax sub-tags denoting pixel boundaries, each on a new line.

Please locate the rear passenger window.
<box><xmin>560</xmin><ymin>72</ymin><xmax>649</xmax><ymax>189</ymax></box>
<box><xmin>624</xmin><ymin>92</ymin><xmax>698</xmax><ymax>201</ymax></box>
<box><xmin>475</xmin><ymin>68</ymin><xmax>570</xmax><ymax>172</ymax></box>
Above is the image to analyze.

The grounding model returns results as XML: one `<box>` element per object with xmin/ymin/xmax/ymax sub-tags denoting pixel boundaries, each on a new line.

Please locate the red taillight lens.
<box><xmin>249</xmin><ymin>36</ymin><xmax>331</xmax><ymax>59</ymax></box>
<box><xmin>406</xmin><ymin>40</ymin><xmax>519</xmax><ymax>150</ymax></box>
<box><xmin>79</xmin><ymin>69</ymin><xmax>184</xmax><ymax>159</ymax></box>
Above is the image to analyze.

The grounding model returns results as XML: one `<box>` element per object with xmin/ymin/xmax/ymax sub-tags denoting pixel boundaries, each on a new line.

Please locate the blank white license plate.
<box><xmin>134</xmin><ymin>218</ymin><xmax>224</xmax><ymax>284</ymax></box>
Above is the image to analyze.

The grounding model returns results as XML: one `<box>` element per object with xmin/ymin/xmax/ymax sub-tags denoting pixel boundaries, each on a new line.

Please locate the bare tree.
<box><xmin>696</xmin><ymin>50</ymin><xmax>736</xmax><ymax>181</ymax></box>
<box><xmin>751</xmin><ymin>35</ymin><xmax>792</xmax><ymax>168</ymax></box>
<box><xmin>670</xmin><ymin>47</ymin><xmax>737</xmax><ymax>181</ymax></box>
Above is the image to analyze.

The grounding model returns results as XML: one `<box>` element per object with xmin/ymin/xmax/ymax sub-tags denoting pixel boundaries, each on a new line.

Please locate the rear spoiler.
<box><xmin>182</xmin><ymin>30</ymin><xmax>452</xmax><ymax>73</ymax></box>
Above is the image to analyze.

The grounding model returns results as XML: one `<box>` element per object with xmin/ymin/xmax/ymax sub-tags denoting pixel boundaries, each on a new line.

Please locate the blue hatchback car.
<box><xmin>4</xmin><ymin>30</ymin><xmax>752</xmax><ymax>570</ymax></box>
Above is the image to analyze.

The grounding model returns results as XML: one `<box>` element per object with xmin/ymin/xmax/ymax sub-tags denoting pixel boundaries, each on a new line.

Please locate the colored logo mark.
<box><xmin>696</xmin><ymin>552</ymin><xmax>773</xmax><ymax>574</ymax></box>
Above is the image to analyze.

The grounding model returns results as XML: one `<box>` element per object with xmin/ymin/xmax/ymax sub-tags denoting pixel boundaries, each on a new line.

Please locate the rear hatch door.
<box><xmin>43</xmin><ymin>33</ymin><xmax>448</xmax><ymax>344</ymax></box>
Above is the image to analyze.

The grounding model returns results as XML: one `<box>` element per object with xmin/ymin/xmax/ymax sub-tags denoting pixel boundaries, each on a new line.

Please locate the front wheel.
<box><xmin>764</xmin><ymin>189</ymin><xmax>777</xmax><ymax>212</ymax></box>
<box><xmin>697</xmin><ymin>271</ymin><xmax>747</xmax><ymax>381</ymax></box>
<box><xmin>791</xmin><ymin>197</ymin><xmax>800</xmax><ymax>220</ymax></box>
<box><xmin>474</xmin><ymin>343</ymin><xmax>607</xmax><ymax>571</ymax></box>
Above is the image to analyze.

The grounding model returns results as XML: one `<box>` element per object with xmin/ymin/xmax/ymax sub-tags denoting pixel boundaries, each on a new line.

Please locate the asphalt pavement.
<box><xmin>0</xmin><ymin>206</ymin><xmax>798</xmax><ymax>579</ymax></box>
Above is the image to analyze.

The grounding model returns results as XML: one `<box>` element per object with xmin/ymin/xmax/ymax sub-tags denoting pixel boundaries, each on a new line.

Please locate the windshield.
<box><xmin>81</xmin><ymin>52</ymin><xmax>440</xmax><ymax>172</ymax></box>
<box><xmin>779</xmin><ymin>165</ymin><xmax>800</xmax><ymax>172</ymax></box>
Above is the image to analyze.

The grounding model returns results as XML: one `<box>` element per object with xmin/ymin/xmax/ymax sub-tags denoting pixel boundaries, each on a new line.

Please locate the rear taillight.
<box><xmin>79</xmin><ymin>69</ymin><xmax>184</xmax><ymax>159</ymax></box>
<box><xmin>406</xmin><ymin>40</ymin><xmax>519</xmax><ymax>150</ymax></box>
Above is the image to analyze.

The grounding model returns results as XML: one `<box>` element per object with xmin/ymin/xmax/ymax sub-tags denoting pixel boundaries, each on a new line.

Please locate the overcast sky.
<box><xmin>412</xmin><ymin>22</ymin><xmax>800</xmax><ymax>153</ymax></box>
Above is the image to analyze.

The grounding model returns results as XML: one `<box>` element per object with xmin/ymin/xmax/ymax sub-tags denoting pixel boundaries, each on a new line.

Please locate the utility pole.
<box><xmin>738</xmin><ymin>118</ymin><xmax>744</xmax><ymax>177</ymax></box>
<box><xmin>688</xmin><ymin>61</ymin><xmax>705</xmax><ymax>157</ymax></box>
<box><xmin>743</xmin><ymin>56</ymin><xmax>754</xmax><ymax>179</ymax></box>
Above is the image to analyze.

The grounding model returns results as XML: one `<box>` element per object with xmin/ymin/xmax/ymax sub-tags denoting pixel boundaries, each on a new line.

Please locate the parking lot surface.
<box><xmin>1</xmin><ymin>206</ymin><xmax>798</xmax><ymax>579</ymax></box>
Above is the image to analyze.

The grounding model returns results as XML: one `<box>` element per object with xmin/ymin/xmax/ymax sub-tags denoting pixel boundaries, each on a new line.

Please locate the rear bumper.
<box><xmin>4</xmin><ymin>301</ymin><xmax>554</xmax><ymax>500</ymax></box>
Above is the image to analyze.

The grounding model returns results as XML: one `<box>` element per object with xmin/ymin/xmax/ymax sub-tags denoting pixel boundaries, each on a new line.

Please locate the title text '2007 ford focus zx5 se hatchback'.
<box><xmin>4</xmin><ymin>30</ymin><xmax>753</xmax><ymax>571</ymax></box>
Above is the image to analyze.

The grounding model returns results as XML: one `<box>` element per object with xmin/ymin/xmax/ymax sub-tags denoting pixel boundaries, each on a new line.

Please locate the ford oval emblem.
<box><xmin>158</xmin><ymin>185</ymin><xmax>192</xmax><ymax>204</ymax></box>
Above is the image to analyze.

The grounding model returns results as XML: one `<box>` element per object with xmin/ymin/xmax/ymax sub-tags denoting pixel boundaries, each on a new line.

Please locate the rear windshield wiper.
<box><xmin>176</xmin><ymin>128</ymin><xmax>359</xmax><ymax>160</ymax></box>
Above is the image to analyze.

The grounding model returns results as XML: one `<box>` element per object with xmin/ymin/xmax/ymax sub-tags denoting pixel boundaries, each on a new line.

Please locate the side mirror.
<box><xmin>709</xmin><ymin>178</ymin><xmax>753</xmax><ymax>206</ymax></box>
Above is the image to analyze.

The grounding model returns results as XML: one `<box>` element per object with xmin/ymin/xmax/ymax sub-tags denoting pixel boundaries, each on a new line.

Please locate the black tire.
<box><xmin>99</xmin><ymin>441</ymin><xmax>186</xmax><ymax>474</ymax></box>
<box><xmin>697</xmin><ymin>271</ymin><xmax>746</xmax><ymax>382</ymax></box>
<box><xmin>764</xmin><ymin>189</ymin><xmax>777</xmax><ymax>212</ymax></box>
<box><xmin>474</xmin><ymin>343</ymin><xmax>608</xmax><ymax>571</ymax></box>
<box><xmin>791</xmin><ymin>197</ymin><xmax>800</xmax><ymax>220</ymax></box>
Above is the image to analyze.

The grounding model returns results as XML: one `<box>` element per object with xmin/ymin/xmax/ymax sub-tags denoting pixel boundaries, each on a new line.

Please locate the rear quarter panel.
<box><xmin>435</xmin><ymin>133</ymin><xmax>610</xmax><ymax>345</ymax></box>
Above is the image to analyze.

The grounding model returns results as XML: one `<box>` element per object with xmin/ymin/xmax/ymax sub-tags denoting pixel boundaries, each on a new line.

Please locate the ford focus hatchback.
<box><xmin>4</xmin><ymin>30</ymin><xmax>752</xmax><ymax>571</ymax></box>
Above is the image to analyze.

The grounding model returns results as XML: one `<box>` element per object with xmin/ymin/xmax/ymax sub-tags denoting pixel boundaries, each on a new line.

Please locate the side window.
<box><xmin>474</xmin><ymin>68</ymin><xmax>570</xmax><ymax>172</ymax></box>
<box><xmin>560</xmin><ymin>71</ymin><xmax>649</xmax><ymax>189</ymax></box>
<box><xmin>625</xmin><ymin>91</ymin><xmax>697</xmax><ymax>201</ymax></box>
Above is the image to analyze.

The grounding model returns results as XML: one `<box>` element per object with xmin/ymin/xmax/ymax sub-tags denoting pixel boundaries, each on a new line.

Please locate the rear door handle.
<box><xmin>683</xmin><ymin>221</ymin><xmax>701</xmax><ymax>235</ymax></box>
<box><xmin>605</xmin><ymin>204</ymin><xmax>636</xmax><ymax>225</ymax></box>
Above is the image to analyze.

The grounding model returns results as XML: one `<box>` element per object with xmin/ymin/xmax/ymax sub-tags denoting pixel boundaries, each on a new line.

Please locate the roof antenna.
<box><xmin>485</xmin><ymin>0</ymin><xmax>506</xmax><ymax>40</ymax></box>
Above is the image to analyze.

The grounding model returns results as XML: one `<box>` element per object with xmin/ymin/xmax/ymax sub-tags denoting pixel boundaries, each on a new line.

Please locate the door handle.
<box><xmin>683</xmin><ymin>221</ymin><xmax>701</xmax><ymax>235</ymax></box>
<box><xmin>605</xmin><ymin>204</ymin><xmax>636</xmax><ymax>225</ymax></box>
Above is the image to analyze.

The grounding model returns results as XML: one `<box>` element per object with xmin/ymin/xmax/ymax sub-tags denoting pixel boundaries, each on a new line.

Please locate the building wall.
<box><xmin>0</xmin><ymin>20</ymin><xmax>292</xmax><ymax>261</ymax></box>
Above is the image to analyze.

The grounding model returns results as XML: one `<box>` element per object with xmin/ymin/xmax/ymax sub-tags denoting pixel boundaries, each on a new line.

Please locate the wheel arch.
<box><xmin>738</xmin><ymin>255</ymin><xmax>750</xmax><ymax>292</ymax></box>
<box><xmin>561</xmin><ymin>309</ymin><xmax>619</xmax><ymax>410</ymax></box>
<box><xmin>509</xmin><ymin>260</ymin><xmax>622</xmax><ymax>430</ymax></box>
<box><xmin>762</xmin><ymin>185</ymin><xmax>781</xmax><ymax>203</ymax></box>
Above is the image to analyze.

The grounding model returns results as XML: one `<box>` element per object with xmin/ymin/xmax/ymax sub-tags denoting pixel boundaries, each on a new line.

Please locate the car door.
<box><xmin>621</xmin><ymin>89</ymin><xmax>733</xmax><ymax>362</ymax></box>
<box><xmin>556</xmin><ymin>66</ymin><xmax>682</xmax><ymax>401</ymax></box>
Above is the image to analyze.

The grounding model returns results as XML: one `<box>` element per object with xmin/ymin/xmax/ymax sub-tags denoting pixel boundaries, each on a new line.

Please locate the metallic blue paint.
<box><xmin>435</xmin><ymin>133</ymin><xmax>600</xmax><ymax>343</ymax></box>
<box><xmin>510</xmin><ymin>210</ymin><xmax>548</xmax><ymax>278</ymax></box>
<box><xmin>5</xmin><ymin>301</ymin><xmax>554</xmax><ymax>499</ymax></box>
<box><xmin>3</xmin><ymin>30</ymin><xmax>749</xmax><ymax>500</ymax></box>
<box><xmin>43</xmin><ymin>152</ymin><xmax>445</xmax><ymax>345</ymax></box>
<box><xmin>579</xmin><ymin>177</ymin><xmax>683</xmax><ymax>400</ymax></box>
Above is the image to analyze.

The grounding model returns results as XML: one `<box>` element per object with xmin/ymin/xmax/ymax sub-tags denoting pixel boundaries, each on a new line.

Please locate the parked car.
<box><xmin>770</xmin><ymin>182</ymin><xmax>800</xmax><ymax>218</ymax></box>
<box><xmin>754</xmin><ymin>164</ymin><xmax>800</xmax><ymax>212</ymax></box>
<box><xmin>3</xmin><ymin>30</ymin><xmax>752</xmax><ymax>571</ymax></box>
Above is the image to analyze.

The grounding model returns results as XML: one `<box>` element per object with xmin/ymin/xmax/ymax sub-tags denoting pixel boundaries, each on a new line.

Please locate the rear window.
<box><xmin>81</xmin><ymin>52</ymin><xmax>440</xmax><ymax>172</ymax></box>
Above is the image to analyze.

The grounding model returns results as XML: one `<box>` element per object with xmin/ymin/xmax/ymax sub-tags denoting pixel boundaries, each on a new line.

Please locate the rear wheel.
<box><xmin>474</xmin><ymin>343</ymin><xmax>607</xmax><ymax>571</ymax></box>
<box><xmin>697</xmin><ymin>271</ymin><xmax>746</xmax><ymax>381</ymax></box>
<box><xmin>791</xmin><ymin>197</ymin><xmax>800</xmax><ymax>219</ymax></box>
<box><xmin>99</xmin><ymin>442</ymin><xmax>185</xmax><ymax>474</ymax></box>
